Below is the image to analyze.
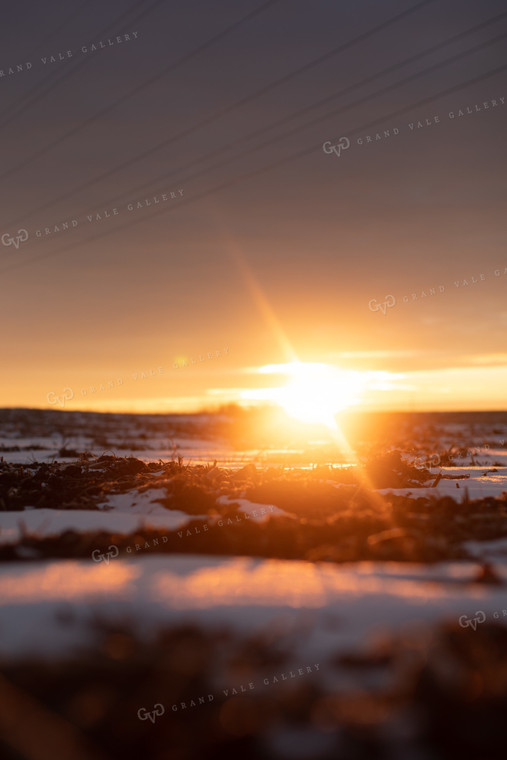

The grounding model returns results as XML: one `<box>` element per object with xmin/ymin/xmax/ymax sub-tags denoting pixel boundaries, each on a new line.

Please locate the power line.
<box><xmin>2</xmin><ymin>57</ymin><xmax>505</xmax><ymax>278</ymax></box>
<box><xmin>0</xmin><ymin>0</ymin><xmax>279</xmax><ymax>176</ymax></box>
<box><xmin>0</xmin><ymin>0</ymin><xmax>166</xmax><ymax>132</ymax></box>
<box><xmin>79</xmin><ymin>11</ymin><xmax>507</xmax><ymax>222</ymax></box>
<box><xmin>164</xmin><ymin>25</ymin><xmax>507</xmax><ymax>192</ymax></box>
<box><xmin>7</xmin><ymin>5</ymin><xmax>504</xmax><ymax>231</ymax></box>
<box><xmin>0</xmin><ymin>0</ymin><xmax>433</xmax><ymax>195</ymax></box>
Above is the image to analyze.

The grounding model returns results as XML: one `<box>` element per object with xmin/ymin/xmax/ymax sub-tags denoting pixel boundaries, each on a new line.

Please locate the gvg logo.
<box><xmin>91</xmin><ymin>545</ymin><xmax>119</xmax><ymax>564</ymax></box>
<box><xmin>459</xmin><ymin>611</ymin><xmax>486</xmax><ymax>631</ymax></box>
<box><xmin>414</xmin><ymin>453</ymin><xmax>441</xmax><ymax>471</ymax></box>
<box><xmin>368</xmin><ymin>295</ymin><xmax>396</xmax><ymax>315</ymax></box>
<box><xmin>322</xmin><ymin>136</ymin><xmax>350</xmax><ymax>157</ymax></box>
<box><xmin>2</xmin><ymin>228</ymin><xmax>29</xmax><ymax>249</ymax></box>
<box><xmin>137</xmin><ymin>704</ymin><xmax>165</xmax><ymax>724</ymax></box>
<box><xmin>47</xmin><ymin>387</ymin><xmax>74</xmax><ymax>408</ymax></box>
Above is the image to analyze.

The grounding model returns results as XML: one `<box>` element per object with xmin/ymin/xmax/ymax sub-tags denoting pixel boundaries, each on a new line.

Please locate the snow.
<box><xmin>99</xmin><ymin>487</ymin><xmax>171</xmax><ymax>514</ymax></box>
<box><xmin>2</xmin><ymin>412</ymin><xmax>507</xmax><ymax>675</ymax></box>
<box><xmin>463</xmin><ymin>537</ymin><xmax>507</xmax><ymax>562</ymax></box>
<box><xmin>217</xmin><ymin>495</ymin><xmax>295</xmax><ymax>522</ymax></box>
<box><xmin>0</xmin><ymin>506</ymin><xmax>195</xmax><ymax>546</ymax></box>
<box><xmin>0</xmin><ymin>555</ymin><xmax>506</xmax><ymax>662</ymax></box>
<box><xmin>378</xmin><ymin>466</ymin><xmax>507</xmax><ymax>500</ymax></box>
<box><xmin>0</xmin><ymin>493</ymin><xmax>294</xmax><ymax>547</ymax></box>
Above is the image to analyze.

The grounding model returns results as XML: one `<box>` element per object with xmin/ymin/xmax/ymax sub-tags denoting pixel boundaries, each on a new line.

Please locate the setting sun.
<box><xmin>242</xmin><ymin>362</ymin><xmax>366</xmax><ymax>429</ymax></box>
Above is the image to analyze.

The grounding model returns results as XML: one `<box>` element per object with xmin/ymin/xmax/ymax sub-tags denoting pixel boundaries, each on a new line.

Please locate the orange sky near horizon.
<box><xmin>4</xmin><ymin>339</ymin><xmax>507</xmax><ymax>414</ymax></box>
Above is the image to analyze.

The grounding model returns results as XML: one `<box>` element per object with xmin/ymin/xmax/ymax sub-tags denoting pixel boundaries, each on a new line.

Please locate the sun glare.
<box><xmin>249</xmin><ymin>362</ymin><xmax>365</xmax><ymax>429</ymax></box>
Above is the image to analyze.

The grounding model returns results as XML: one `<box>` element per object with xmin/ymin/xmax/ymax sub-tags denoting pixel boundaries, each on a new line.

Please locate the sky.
<box><xmin>1</xmin><ymin>0</ymin><xmax>506</xmax><ymax>413</ymax></box>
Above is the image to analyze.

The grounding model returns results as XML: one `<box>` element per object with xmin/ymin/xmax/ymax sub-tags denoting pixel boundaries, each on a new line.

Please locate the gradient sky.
<box><xmin>1</xmin><ymin>0</ymin><xmax>506</xmax><ymax>412</ymax></box>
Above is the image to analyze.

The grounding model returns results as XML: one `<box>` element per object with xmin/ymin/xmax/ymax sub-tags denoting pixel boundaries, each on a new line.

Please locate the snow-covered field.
<box><xmin>1</xmin><ymin>409</ymin><xmax>507</xmax><ymax>758</ymax></box>
<box><xmin>1</xmin><ymin>555</ymin><xmax>506</xmax><ymax>662</ymax></box>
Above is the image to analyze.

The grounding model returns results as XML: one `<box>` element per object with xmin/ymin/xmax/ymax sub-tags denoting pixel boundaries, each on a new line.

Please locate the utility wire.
<box><xmin>0</xmin><ymin>0</ymin><xmax>167</xmax><ymax>130</ymax></box>
<box><xmin>2</xmin><ymin>57</ymin><xmax>505</xmax><ymax>277</ymax></box>
<box><xmin>0</xmin><ymin>0</ymin><xmax>432</xmax><ymax>189</ymax></box>
<box><xmin>0</xmin><ymin>0</ymin><xmax>280</xmax><ymax>173</ymax></box>
<box><xmin>80</xmin><ymin>12</ymin><xmax>507</xmax><ymax>222</ymax></box>
<box><xmin>7</xmin><ymin>5</ymin><xmax>503</xmax><ymax>232</ymax></box>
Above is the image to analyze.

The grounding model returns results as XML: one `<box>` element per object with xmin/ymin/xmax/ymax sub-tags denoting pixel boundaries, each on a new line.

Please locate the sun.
<box><xmin>253</xmin><ymin>362</ymin><xmax>365</xmax><ymax>429</ymax></box>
